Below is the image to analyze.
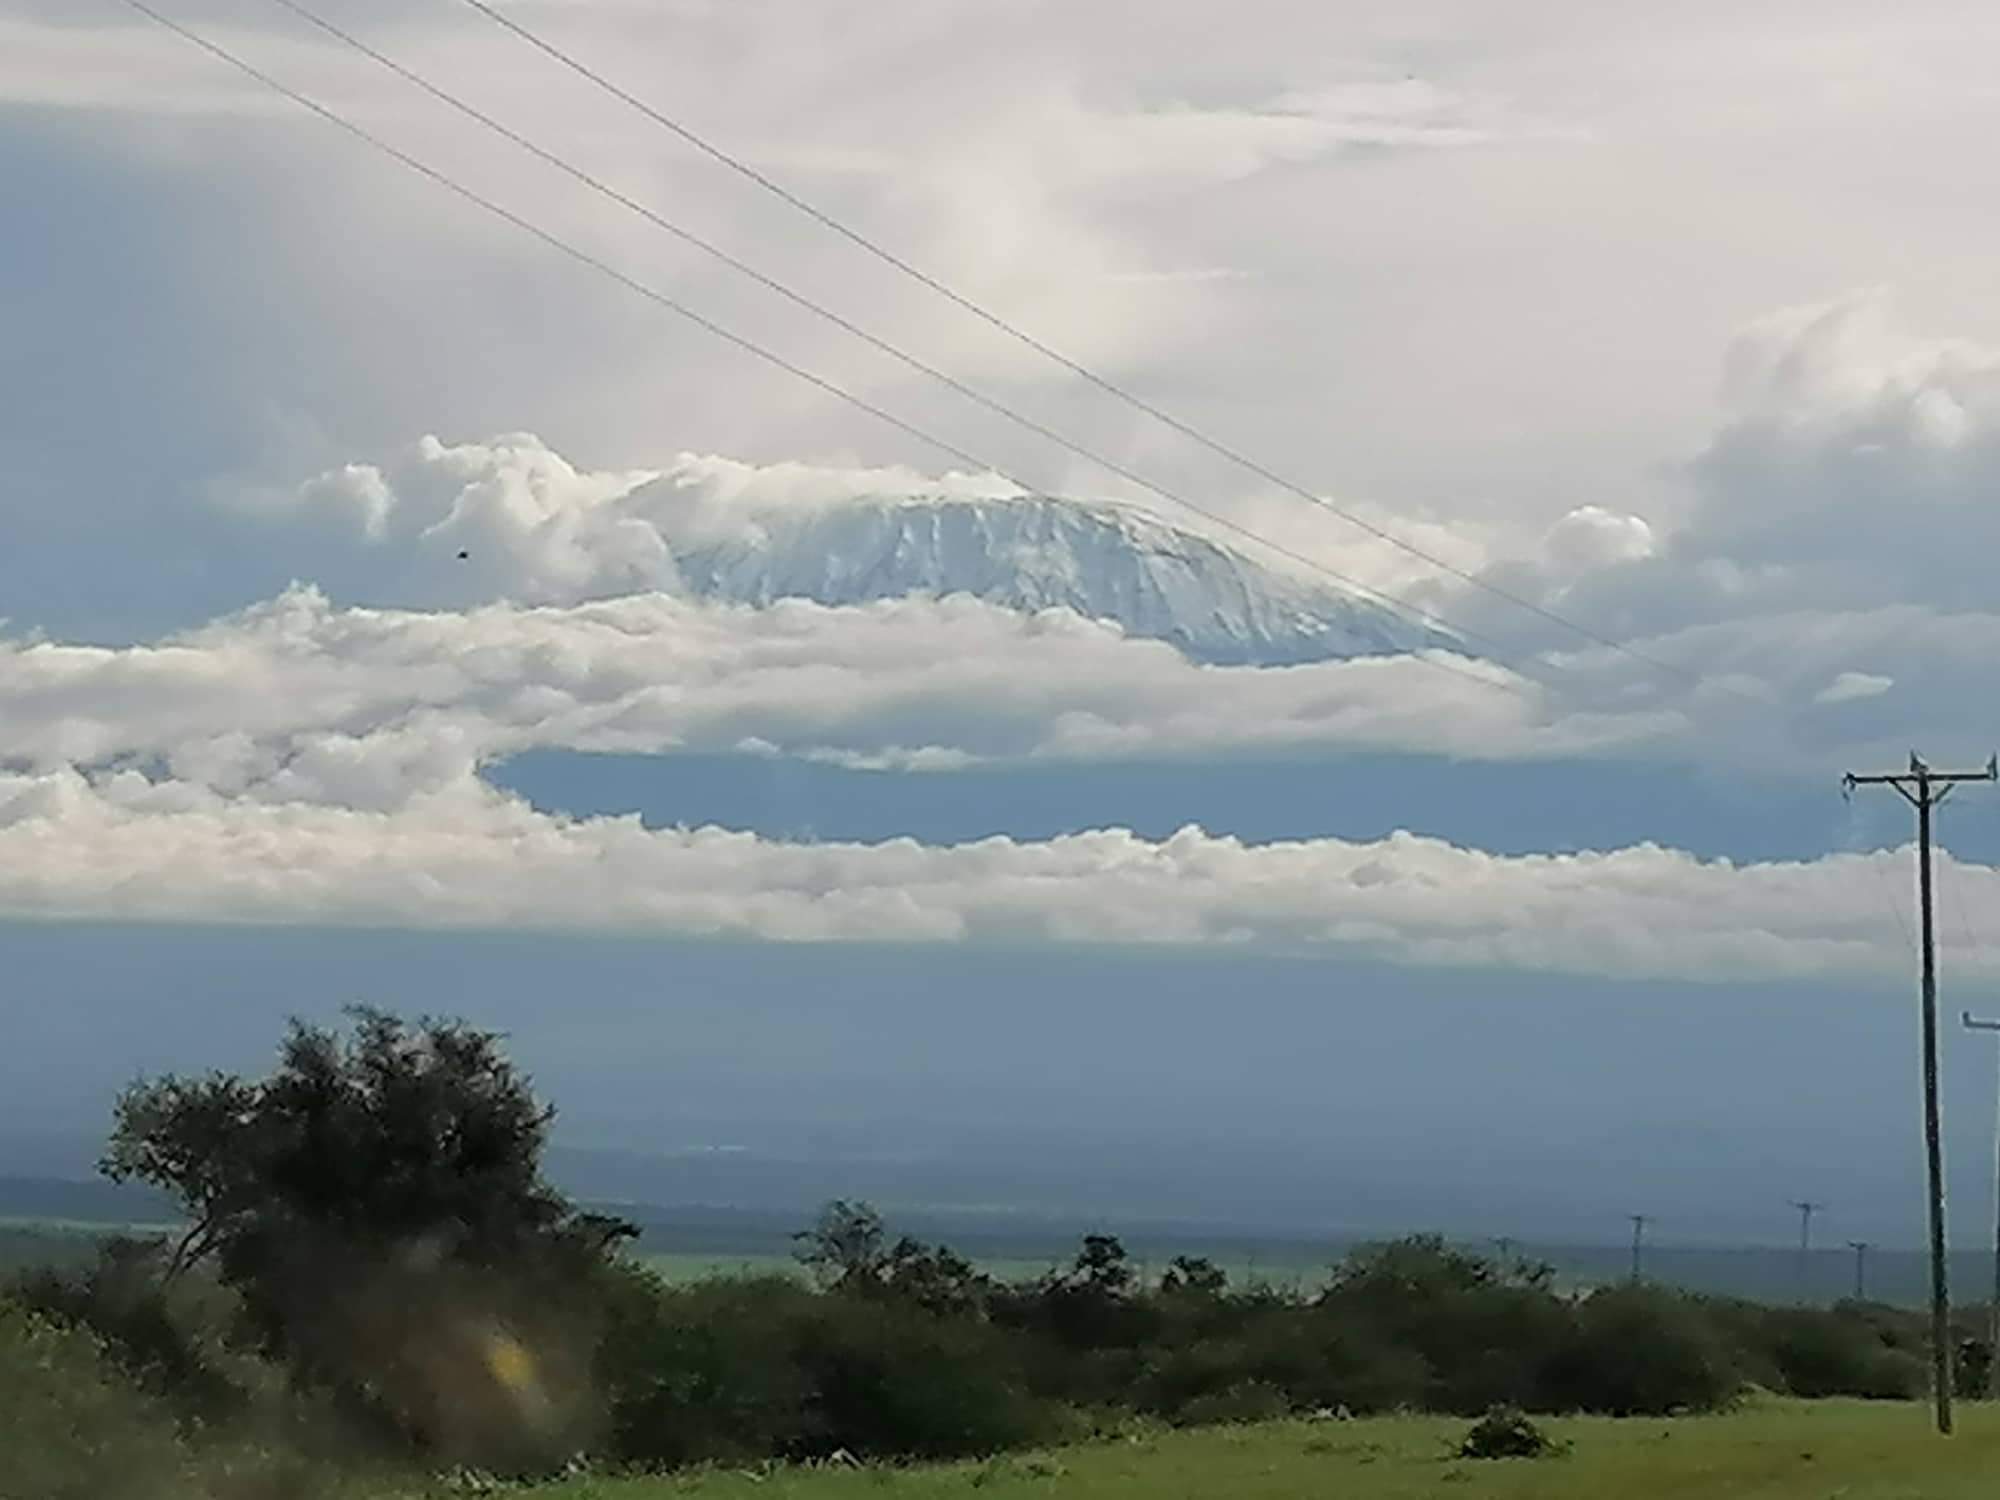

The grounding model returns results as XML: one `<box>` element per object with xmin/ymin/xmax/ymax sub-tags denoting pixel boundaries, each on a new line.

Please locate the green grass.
<box><xmin>452</xmin><ymin>1401</ymin><xmax>2000</xmax><ymax>1500</ymax></box>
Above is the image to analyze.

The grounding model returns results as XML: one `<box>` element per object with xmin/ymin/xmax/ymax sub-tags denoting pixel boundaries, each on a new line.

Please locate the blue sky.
<box><xmin>10</xmin><ymin>0</ymin><xmax>2000</xmax><ymax>1245</ymax></box>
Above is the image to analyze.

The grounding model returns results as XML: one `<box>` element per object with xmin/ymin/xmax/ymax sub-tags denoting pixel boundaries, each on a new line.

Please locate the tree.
<box><xmin>104</xmin><ymin>1008</ymin><xmax>576</xmax><ymax>1291</ymax></box>
<box><xmin>1160</xmin><ymin>1255</ymin><xmax>1228</xmax><ymax>1298</ymax></box>
<box><xmin>1071</xmin><ymin>1234</ymin><xmax>1135</xmax><ymax>1296</ymax></box>
<box><xmin>97</xmin><ymin>1003</ymin><xmax>636</xmax><ymax>1447</ymax></box>
<box><xmin>793</xmin><ymin>1200</ymin><xmax>890</xmax><ymax>1291</ymax></box>
<box><xmin>98</xmin><ymin>1071</ymin><xmax>265</xmax><ymax>1282</ymax></box>
<box><xmin>98</xmin><ymin>1008</ymin><xmax>637</xmax><ymax>1461</ymax></box>
<box><xmin>881</xmin><ymin>1238</ymin><xmax>992</xmax><ymax>1316</ymax></box>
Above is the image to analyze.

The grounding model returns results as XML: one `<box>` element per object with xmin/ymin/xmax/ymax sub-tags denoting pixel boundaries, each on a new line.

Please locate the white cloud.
<box><xmin>0</xmin><ymin>585</ymin><xmax>1669</xmax><ymax>803</ymax></box>
<box><xmin>1539</xmin><ymin>505</ymin><xmax>1656</xmax><ymax>577</ymax></box>
<box><xmin>281</xmin><ymin>434</ymin><xmax>1029</xmax><ymax>603</ymax></box>
<box><xmin>1445</xmin><ymin>292</ymin><xmax>2000</xmax><ymax>677</ymax></box>
<box><xmin>1816</xmin><ymin>671</ymin><xmax>1893</xmax><ymax>706</ymax></box>
<box><xmin>0</xmin><ymin>760</ymin><xmax>1967</xmax><ymax>983</ymax></box>
<box><xmin>0</xmin><ymin>16</ymin><xmax>302</xmax><ymax>118</ymax></box>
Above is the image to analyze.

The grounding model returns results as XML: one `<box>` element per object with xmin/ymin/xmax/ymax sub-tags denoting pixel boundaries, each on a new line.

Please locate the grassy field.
<box><xmin>468</xmin><ymin>1401</ymin><xmax>2000</xmax><ymax>1500</ymax></box>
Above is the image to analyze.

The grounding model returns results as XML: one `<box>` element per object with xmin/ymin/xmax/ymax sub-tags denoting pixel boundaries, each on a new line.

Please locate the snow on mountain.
<box><xmin>669</xmin><ymin>491</ymin><xmax>1453</xmax><ymax>666</ymax></box>
<box><xmin>299</xmin><ymin>440</ymin><xmax>1453</xmax><ymax>665</ymax></box>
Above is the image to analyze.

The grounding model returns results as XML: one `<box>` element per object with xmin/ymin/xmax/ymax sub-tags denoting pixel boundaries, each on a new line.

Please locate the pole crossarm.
<box><xmin>1844</xmin><ymin>753</ymin><xmax>1998</xmax><ymax>807</ymax></box>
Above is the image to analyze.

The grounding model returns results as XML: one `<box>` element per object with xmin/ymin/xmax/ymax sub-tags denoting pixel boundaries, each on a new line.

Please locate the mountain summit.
<box><xmin>669</xmin><ymin>492</ymin><xmax>1450</xmax><ymax>666</ymax></box>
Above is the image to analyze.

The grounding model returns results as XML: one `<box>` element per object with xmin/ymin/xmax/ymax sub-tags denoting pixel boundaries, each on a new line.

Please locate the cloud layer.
<box><xmin>0</xmin><ymin>760</ymin><xmax>1966</xmax><ymax>984</ymax></box>
<box><xmin>0</xmin><ymin>584</ymin><xmax>1662</xmax><ymax>799</ymax></box>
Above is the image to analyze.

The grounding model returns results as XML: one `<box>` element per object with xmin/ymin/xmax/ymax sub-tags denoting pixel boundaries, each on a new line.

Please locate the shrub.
<box><xmin>1459</xmin><ymin>1404</ymin><xmax>1563</xmax><ymax>1459</ymax></box>
<box><xmin>11</xmin><ymin>1238</ymin><xmax>254</xmax><ymax>1428</ymax></box>
<box><xmin>1764</xmin><ymin>1308</ymin><xmax>1924</xmax><ymax>1400</ymax></box>
<box><xmin>597</xmin><ymin>1271</ymin><xmax>819</xmax><ymax>1468</ymax></box>
<box><xmin>1172</xmin><ymin>1378</ymin><xmax>1291</xmax><ymax>1428</ymax></box>
<box><xmin>1542</xmin><ymin>1285</ymin><xmax>1743</xmax><ymax>1415</ymax></box>
<box><xmin>598</xmin><ymin>1267</ymin><xmax>1056</xmax><ymax>1466</ymax></box>
<box><xmin>0</xmin><ymin>1298</ymin><xmax>197</xmax><ymax>1500</ymax></box>
<box><xmin>1315</xmin><ymin>1237</ymin><xmax>1568</xmax><ymax>1413</ymax></box>
<box><xmin>796</xmin><ymin>1292</ymin><xmax>1057</xmax><ymax>1458</ymax></box>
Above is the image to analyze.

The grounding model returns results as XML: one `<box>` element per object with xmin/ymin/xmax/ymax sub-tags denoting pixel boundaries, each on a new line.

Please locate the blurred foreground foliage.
<box><xmin>3</xmin><ymin>1011</ymin><xmax>1964</xmax><ymax>1495</ymax></box>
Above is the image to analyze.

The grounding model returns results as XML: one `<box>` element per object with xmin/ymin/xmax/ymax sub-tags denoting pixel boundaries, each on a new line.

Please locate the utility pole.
<box><xmin>1791</xmin><ymin>1200</ymin><xmax>1823</xmax><ymax>1301</ymax></box>
<box><xmin>1493</xmin><ymin>1236</ymin><xmax>1517</xmax><ymax>1265</ymax></box>
<box><xmin>1849</xmin><ymin>1241</ymin><xmax>1870</xmax><ymax>1302</ymax></box>
<box><xmin>1963</xmin><ymin>1009</ymin><xmax>2000</xmax><ymax>1396</ymax></box>
<box><xmin>1629</xmin><ymin>1214</ymin><xmax>1650</xmax><ymax>1284</ymax></box>
<box><xmin>1845</xmin><ymin>751</ymin><xmax>1998</xmax><ymax>1436</ymax></box>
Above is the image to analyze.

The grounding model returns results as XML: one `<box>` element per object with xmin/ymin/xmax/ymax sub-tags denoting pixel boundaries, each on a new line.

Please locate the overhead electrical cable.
<box><xmin>122</xmin><ymin>0</ymin><xmax>1543</xmax><ymax>707</ymax></box>
<box><xmin>454</xmin><ymin>0</ymin><xmax>1701</xmax><ymax>689</ymax></box>
<box><xmin>257</xmin><ymin>0</ymin><xmax>1556</xmax><ymax>684</ymax></box>
<box><xmin>117</xmin><ymin>0</ymin><xmax>1568</xmax><ymax>712</ymax></box>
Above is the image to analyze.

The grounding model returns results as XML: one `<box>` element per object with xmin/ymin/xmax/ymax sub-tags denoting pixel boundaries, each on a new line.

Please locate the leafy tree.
<box><xmin>98</xmin><ymin>1007</ymin><xmax>629</xmax><ymax>1461</ymax></box>
<box><xmin>1071</xmin><ymin>1234</ymin><xmax>1135</xmax><ymax>1296</ymax></box>
<box><xmin>881</xmin><ymin>1238</ymin><xmax>991</xmax><ymax>1317</ymax></box>
<box><xmin>1160</xmin><ymin>1255</ymin><xmax>1229</xmax><ymax>1298</ymax></box>
<box><xmin>104</xmin><ymin>1008</ymin><xmax>580</xmax><ymax>1285</ymax></box>
<box><xmin>793</xmin><ymin>1201</ymin><xmax>890</xmax><ymax>1291</ymax></box>
<box><xmin>792</xmin><ymin>1203</ymin><xmax>991</xmax><ymax>1315</ymax></box>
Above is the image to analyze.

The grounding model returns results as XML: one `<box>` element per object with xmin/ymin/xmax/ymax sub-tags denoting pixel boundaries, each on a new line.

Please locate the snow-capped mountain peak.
<box><xmin>669</xmin><ymin>490</ymin><xmax>1449</xmax><ymax>665</ymax></box>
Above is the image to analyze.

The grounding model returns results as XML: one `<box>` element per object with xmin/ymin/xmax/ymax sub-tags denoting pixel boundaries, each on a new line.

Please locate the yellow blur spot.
<box><xmin>483</xmin><ymin>1330</ymin><xmax>537</xmax><ymax>1395</ymax></box>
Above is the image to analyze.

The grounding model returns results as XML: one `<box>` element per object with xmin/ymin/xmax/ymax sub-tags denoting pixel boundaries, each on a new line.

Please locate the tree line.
<box><xmin>0</xmin><ymin>1010</ymin><xmax>1978</xmax><ymax>1490</ymax></box>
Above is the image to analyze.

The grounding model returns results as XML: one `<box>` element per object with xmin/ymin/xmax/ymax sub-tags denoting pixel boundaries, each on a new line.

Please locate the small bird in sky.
<box><xmin>456</xmin><ymin>549</ymin><xmax>470</xmax><ymax>561</ymax></box>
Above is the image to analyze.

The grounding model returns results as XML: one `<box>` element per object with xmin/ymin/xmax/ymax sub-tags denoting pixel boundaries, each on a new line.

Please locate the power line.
<box><xmin>454</xmin><ymin>0</ymin><xmax>1705</xmax><ymax>688</ymax></box>
<box><xmin>1845</xmin><ymin>779</ymin><xmax>1918</xmax><ymax>953</ymax></box>
<box><xmin>252</xmin><ymin>0</ymin><xmax>1567</xmax><ymax>693</ymax></box>
<box><xmin>123</xmin><ymin>0</ymin><xmax>1549</xmax><ymax>708</ymax></box>
<box><xmin>117</xmin><ymin>5</ymin><xmax>999</xmax><ymax>497</ymax></box>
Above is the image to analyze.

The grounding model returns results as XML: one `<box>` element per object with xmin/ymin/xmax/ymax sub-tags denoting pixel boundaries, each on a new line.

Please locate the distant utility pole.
<box><xmin>1629</xmin><ymin>1215</ymin><xmax>1651</xmax><ymax>1283</ymax></box>
<box><xmin>1845</xmin><ymin>751</ymin><xmax>1998</xmax><ymax>1436</ymax></box>
<box><xmin>1849</xmin><ymin>1241</ymin><xmax>1871</xmax><ymax>1302</ymax></box>
<box><xmin>1493</xmin><ymin>1236</ymin><xmax>1517</xmax><ymax>1264</ymax></box>
<box><xmin>1963</xmin><ymin>1010</ymin><xmax>2000</xmax><ymax>1396</ymax></box>
<box><xmin>1791</xmin><ymin>1200</ymin><xmax>1823</xmax><ymax>1300</ymax></box>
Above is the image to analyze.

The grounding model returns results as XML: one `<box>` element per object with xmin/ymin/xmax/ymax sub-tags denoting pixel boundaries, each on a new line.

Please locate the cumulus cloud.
<box><xmin>1538</xmin><ymin>505</ymin><xmax>1656</xmax><ymax>578</ymax></box>
<box><xmin>1442</xmin><ymin>291</ymin><xmax>2000</xmax><ymax>690</ymax></box>
<box><xmin>1686</xmin><ymin>290</ymin><xmax>2000</xmax><ymax>595</ymax></box>
<box><xmin>0</xmin><ymin>585</ymin><xmax>1670</xmax><ymax>805</ymax></box>
<box><xmin>0</xmin><ymin>761</ymin><xmax>1963</xmax><ymax>984</ymax></box>
<box><xmin>1816</xmin><ymin>671</ymin><xmax>1893</xmax><ymax>706</ymax></box>
<box><xmin>281</xmin><ymin>434</ymin><xmax>1026</xmax><ymax>605</ymax></box>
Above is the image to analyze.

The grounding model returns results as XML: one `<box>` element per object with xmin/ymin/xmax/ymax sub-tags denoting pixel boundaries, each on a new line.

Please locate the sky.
<box><xmin>9</xmin><ymin>0</ymin><xmax>2000</xmax><ymax>1246</ymax></box>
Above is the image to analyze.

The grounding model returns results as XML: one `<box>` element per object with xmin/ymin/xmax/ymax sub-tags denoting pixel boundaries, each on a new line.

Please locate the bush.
<box><xmin>1543</xmin><ymin>1285</ymin><xmax>1743</xmax><ymax>1415</ymax></box>
<box><xmin>11</xmin><ymin>1238</ymin><xmax>255</xmax><ymax>1428</ymax></box>
<box><xmin>597</xmin><ymin>1271</ymin><xmax>819</xmax><ymax>1468</ymax></box>
<box><xmin>1956</xmin><ymin>1337</ymin><xmax>1993</xmax><ymax>1399</ymax></box>
<box><xmin>1315</xmin><ymin>1237</ymin><xmax>1569</xmax><ymax>1413</ymax></box>
<box><xmin>796</xmin><ymin>1292</ymin><xmax>1057</xmax><ymax>1458</ymax></box>
<box><xmin>598</xmin><ymin>1268</ymin><xmax>1056</xmax><ymax>1467</ymax></box>
<box><xmin>1172</xmin><ymin>1378</ymin><xmax>1291</xmax><ymax>1428</ymax></box>
<box><xmin>1765</xmin><ymin>1308</ymin><xmax>1924</xmax><ymax>1400</ymax></box>
<box><xmin>0</xmin><ymin>1298</ymin><xmax>195</xmax><ymax>1500</ymax></box>
<box><xmin>1459</xmin><ymin>1404</ymin><xmax>1563</xmax><ymax>1459</ymax></box>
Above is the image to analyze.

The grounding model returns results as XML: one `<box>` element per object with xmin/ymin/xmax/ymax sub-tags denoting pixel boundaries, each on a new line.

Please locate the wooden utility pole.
<box><xmin>1629</xmin><ymin>1214</ymin><xmax>1650</xmax><ymax>1283</ymax></box>
<box><xmin>1848</xmin><ymin>1240</ymin><xmax>1870</xmax><ymax>1302</ymax></box>
<box><xmin>1845</xmin><ymin>752</ymin><xmax>1998</xmax><ymax>1435</ymax></box>
<box><xmin>1791</xmin><ymin>1200</ymin><xmax>1823</xmax><ymax>1301</ymax></box>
